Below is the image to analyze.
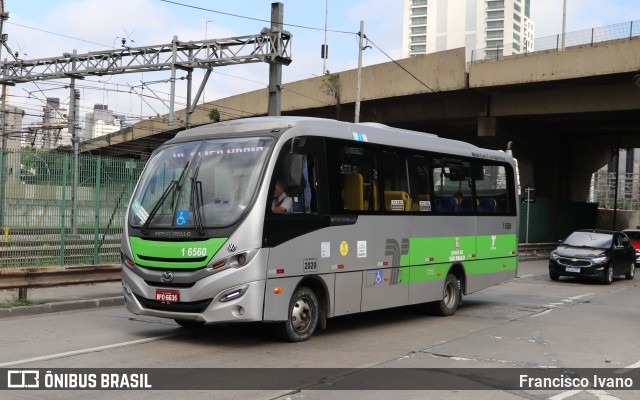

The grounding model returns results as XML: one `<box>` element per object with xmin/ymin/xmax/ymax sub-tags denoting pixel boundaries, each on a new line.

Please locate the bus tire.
<box><xmin>174</xmin><ymin>319</ymin><xmax>205</xmax><ymax>328</ymax></box>
<box><xmin>431</xmin><ymin>274</ymin><xmax>460</xmax><ymax>316</ymax></box>
<box><xmin>280</xmin><ymin>286</ymin><xmax>319</xmax><ymax>342</ymax></box>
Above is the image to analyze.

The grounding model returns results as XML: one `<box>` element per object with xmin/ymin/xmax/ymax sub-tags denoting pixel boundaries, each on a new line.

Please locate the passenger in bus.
<box><xmin>454</xmin><ymin>191</ymin><xmax>471</xmax><ymax>212</ymax></box>
<box><xmin>271</xmin><ymin>180</ymin><xmax>293</xmax><ymax>213</ymax></box>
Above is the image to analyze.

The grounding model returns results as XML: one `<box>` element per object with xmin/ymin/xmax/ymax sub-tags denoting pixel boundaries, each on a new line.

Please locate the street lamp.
<box><xmin>205</xmin><ymin>20</ymin><xmax>214</xmax><ymax>40</ymax></box>
<box><xmin>204</xmin><ymin>20</ymin><xmax>214</xmax><ymax>105</ymax></box>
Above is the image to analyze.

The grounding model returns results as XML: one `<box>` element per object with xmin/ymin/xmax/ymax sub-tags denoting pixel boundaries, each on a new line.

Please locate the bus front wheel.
<box><xmin>280</xmin><ymin>286</ymin><xmax>319</xmax><ymax>342</ymax></box>
<box><xmin>431</xmin><ymin>274</ymin><xmax>460</xmax><ymax>316</ymax></box>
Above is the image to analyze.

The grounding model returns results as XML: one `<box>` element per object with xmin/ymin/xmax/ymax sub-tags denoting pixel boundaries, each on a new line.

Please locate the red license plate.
<box><xmin>156</xmin><ymin>289</ymin><xmax>180</xmax><ymax>303</ymax></box>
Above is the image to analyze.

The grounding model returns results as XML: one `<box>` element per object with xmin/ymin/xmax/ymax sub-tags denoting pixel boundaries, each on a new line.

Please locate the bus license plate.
<box><xmin>156</xmin><ymin>289</ymin><xmax>179</xmax><ymax>303</ymax></box>
<box><xmin>565</xmin><ymin>267</ymin><xmax>580</xmax><ymax>273</ymax></box>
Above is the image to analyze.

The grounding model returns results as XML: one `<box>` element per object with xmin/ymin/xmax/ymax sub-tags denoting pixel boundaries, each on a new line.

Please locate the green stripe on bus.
<box><xmin>400</xmin><ymin>257</ymin><xmax>516</xmax><ymax>284</ymax></box>
<box><xmin>129</xmin><ymin>237</ymin><xmax>228</xmax><ymax>269</ymax></box>
<box><xmin>403</xmin><ymin>234</ymin><xmax>517</xmax><ymax>267</ymax></box>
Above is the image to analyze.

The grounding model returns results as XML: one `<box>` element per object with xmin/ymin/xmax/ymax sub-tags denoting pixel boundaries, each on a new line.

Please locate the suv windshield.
<box><xmin>129</xmin><ymin>136</ymin><xmax>273</xmax><ymax>229</ymax></box>
<box><xmin>563</xmin><ymin>231</ymin><xmax>613</xmax><ymax>249</ymax></box>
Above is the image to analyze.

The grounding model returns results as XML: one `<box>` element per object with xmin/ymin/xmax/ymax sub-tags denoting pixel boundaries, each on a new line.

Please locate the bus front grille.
<box><xmin>134</xmin><ymin>294</ymin><xmax>213</xmax><ymax>313</ymax></box>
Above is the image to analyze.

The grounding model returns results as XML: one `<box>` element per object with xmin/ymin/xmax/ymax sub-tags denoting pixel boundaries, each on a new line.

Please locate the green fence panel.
<box><xmin>0</xmin><ymin>149</ymin><xmax>145</xmax><ymax>270</ymax></box>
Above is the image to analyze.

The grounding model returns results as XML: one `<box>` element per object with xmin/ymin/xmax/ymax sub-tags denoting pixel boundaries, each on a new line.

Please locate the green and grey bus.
<box><xmin>121</xmin><ymin>117</ymin><xmax>518</xmax><ymax>342</ymax></box>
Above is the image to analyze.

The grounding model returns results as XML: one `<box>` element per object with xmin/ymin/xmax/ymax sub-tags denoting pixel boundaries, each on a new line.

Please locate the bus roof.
<box><xmin>169</xmin><ymin>116</ymin><xmax>512</xmax><ymax>163</ymax></box>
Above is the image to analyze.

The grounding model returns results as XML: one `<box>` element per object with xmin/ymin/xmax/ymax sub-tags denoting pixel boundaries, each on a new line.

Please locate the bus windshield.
<box><xmin>129</xmin><ymin>136</ymin><xmax>273</xmax><ymax>229</ymax></box>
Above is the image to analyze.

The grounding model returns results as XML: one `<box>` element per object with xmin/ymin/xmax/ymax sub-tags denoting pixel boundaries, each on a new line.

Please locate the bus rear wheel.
<box><xmin>431</xmin><ymin>274</ymin><xmax>460</xmax><ymax>316</ymax></box>
<box><xmin>280</xmin><ymin>286</ymin><xmax>319</xmax><ymax>342</ymax></box>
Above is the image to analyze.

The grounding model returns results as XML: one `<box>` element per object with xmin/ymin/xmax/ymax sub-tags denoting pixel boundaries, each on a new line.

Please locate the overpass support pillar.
<box><xmin>478</xmin><ymin>116</ymin><xmax>497</xmax><ymax>137</ymax></box>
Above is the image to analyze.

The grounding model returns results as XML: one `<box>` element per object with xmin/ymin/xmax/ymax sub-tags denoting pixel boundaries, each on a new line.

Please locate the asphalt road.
<box><xmin>1</xmin><ymin>259</ymin><xmax>639</xmax><ymax>400</ymax></box>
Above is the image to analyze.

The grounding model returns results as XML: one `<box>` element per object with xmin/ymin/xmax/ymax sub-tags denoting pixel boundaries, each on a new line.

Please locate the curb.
<box><xmin>0</xmin><ymin>296</ymin><xmax>124</xmax><ymax>319</ymax></box>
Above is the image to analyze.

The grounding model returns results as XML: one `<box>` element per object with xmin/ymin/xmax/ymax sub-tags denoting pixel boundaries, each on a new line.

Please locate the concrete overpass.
<box><xmin>83</xmin><ymin>37</ymin><xmax>640</xmax><ymax>204</ymax></box>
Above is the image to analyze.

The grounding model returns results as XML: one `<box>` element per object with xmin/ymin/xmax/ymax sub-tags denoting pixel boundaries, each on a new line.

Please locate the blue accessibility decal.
<box><xmin>175</xmin><ymin>210</ymin><xmax>190</xmax><ymax>226</ymax></box>
<box><xmin>375</xmin><ymin>269</ymin><xmax>383</xmax><ymax>285</ymax></box>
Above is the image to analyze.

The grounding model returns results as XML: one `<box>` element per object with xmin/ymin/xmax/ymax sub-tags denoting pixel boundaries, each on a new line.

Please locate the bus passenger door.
<box><xmin>359</xmin><ymin>149</ymin><xmax>410</xmax><ymax>312</ymax></box>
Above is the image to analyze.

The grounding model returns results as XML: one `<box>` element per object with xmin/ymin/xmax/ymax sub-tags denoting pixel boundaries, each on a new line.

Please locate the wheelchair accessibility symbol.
<box><xmin>175</xmin><ymin>210</ymin><xmax>190</xmax><ymax>226</ymax></box>
<box><xmin>375</xmin><ymin>269</ymin><xmax>383</xmax><ymax>285</ymax></box>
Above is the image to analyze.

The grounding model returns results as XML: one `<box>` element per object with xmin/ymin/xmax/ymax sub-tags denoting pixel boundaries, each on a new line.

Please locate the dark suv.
<box><xmin>549</xmin><ymin>229</ymin><xmax>636</xmax><ymax>284</ymax></box>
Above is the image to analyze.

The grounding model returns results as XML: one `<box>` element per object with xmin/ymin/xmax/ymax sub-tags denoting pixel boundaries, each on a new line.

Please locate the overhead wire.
<box><xmin>159</xmin><ymin>0</ymin><xmax>357</xmax><ymax>35</ymax></box>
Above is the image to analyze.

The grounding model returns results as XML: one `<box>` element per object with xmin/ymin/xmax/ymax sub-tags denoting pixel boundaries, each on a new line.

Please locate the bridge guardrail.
<box><xmin>0</xmin><ymin>264</ymin><xmax>121</xmax><ymax>291</ymax></box>
<box><xmin>518</xmin><ymin>242</ymin><xmax>557</xmax><ymax>259</ymax></box>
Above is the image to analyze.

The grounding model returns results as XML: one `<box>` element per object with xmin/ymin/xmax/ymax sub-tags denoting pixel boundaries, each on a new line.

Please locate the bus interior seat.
<box><xmin>477</xmin><ymin>197</ymin><xmax>497</xmax><ymax>213</ymax></box>
<box><xmin>436</xmin><ymin>195</ymin><xmax>454</xmax><ymax>212</ymax></box>
<box><xmin>344</xmin><ymin>173</ymin><xmax>378</xmax><ymax>211</ymax></box>
<box><xmin>344</xmin><ymin>173</ymin><xmax>364</xmax><ymax>210</ymax></box>
<box><xmin>384</xmin><ymin>191</ymin><xmax>410</xmax><ymax>211</ymax></box>
<box><xmin>455</xmin><ymin>196</ymin><xmax>472</xmax><ymax>213</ymax></box>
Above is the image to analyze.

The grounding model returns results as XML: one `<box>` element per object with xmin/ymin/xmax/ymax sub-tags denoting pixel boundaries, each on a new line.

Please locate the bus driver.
<box><xmin>271</xmin><ymin>180</ymin><xmax>292</xmax><ymax>213</ymax></box>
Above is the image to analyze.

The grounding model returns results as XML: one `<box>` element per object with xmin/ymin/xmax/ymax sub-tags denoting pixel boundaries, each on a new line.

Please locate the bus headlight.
<box><xmin>207</xmin><ymin>249</ymin><xmax>258</xmax><ymax>273</ymax></box>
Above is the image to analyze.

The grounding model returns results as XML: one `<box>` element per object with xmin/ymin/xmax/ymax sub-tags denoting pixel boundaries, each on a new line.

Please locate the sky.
<box><xmin>3</xmin><ymin>0</ymin><xmax>640</xmax><ymax>134</ymax></box>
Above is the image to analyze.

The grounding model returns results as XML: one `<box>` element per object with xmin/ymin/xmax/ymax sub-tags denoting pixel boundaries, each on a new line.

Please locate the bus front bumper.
<box><xmin>121</xmin><ymin>266</ymin><xmax>265</xmax><ymax>323</ymax></box>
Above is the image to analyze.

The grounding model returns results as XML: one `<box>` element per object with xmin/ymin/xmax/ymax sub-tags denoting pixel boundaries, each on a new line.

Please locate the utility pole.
<box><xmin>268</xmin><ymin>2</ymin><xmax>284</xmax><ymax>117</ymax></box>
<box><xmin>561</xmin><ymin>0</ymin><xmax>567</xmax><ymax>50</ymax></box>
<box><xmin>354</xmin><ymin>20</ymin><xmax>364</xmax><ymax>123</ymax></box>
<box><xmin>0</xmin><ymin>3</ymin><xmax>8</xmax><ymax>228</ymax></box>
<box><xmin>322</xmin><ymin>0</ymin><xmax>328</xmax><ymax>75</ymax></box>
<box><xmin>169</xmin><ymin>35</ymin><xmax>178</xmax><ymax>127</ymax></box>
<box><xmin>69</xmin><ymin>50</ymin><xmax>79</xmax><ymax>235</ymax></box>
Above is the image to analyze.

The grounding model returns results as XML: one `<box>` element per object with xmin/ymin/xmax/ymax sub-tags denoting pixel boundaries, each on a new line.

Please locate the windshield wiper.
<box><xmin>141</xmin><ymin>160</ymin><xmax>191</xmax><ymax>233</ymax></box>
<box><xmin>190</xmin><ymin>159</ymin><xmax>204</xmax><ymax>233</ymax></box>
<box><xmin>141</xmin><ymin>180</ymin><xmax>177</xmax><ymax>233</ymax></box>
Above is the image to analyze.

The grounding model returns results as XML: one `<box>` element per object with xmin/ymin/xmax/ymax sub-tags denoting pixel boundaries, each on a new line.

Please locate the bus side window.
<box><xmin>381</xmin><ymin>151</ymin><xmax>410</xmax><ymax>212</ymax></box>
<box><xmin>407</xmin><ymin>155</ymin><xmax>431</xmax><ymax>212</ymax></box>
<box><xmin>432</xmin><ymin>158</ymin><xmax>472</xmax><ymax>214</ymax></box>
<box><xmin>475</xmin><ymin>164</ymin><xmax>509</xmax><ymax>215</ymax></box>
<box><xmin>270</xmin><ymin>139</ymin><xmax>319</xmax><ymax>214</ymax></box>
<box><xmin>333</xmin><ymin>143</ymin><xmax>379</xmax><ymax>212</ymax></box>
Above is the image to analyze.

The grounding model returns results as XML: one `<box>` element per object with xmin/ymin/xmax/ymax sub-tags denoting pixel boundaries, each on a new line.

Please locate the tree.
<box><xmin>208</xmin><ymin>108</ymin><xmax>221</xmax><ymax>122</ymax></box>
<box><xmin>321</xmin><ymin>70</ymin><xmax>341</xmax><ymax>120</ymax></box>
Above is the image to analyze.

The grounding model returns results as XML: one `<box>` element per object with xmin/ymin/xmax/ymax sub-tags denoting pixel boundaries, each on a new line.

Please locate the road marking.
<box><xmin>548</xmin><ymin>359</ymin><xmax>640</xmax><ymax>400</ymax></box>
<box><xmin>616</xmin><ymin>359</ymin><xmax>640</xmax><ymax>371</ymax></box>
<box><xmin>586</xmin><ymin>390</ymin><xmax>621</xmax><ymax>400</ymax></box>
<box><xmin>530</xmin><ymin>309</ymin><xmax>554</xmax><ymax>318</ymax></box>
<box><xmin>544</xmin><ymin>293</ymin><xmax>595</xmax><ymax>310</ymax></box>
<box><xmin>549</xmin><ymin>390</ymin><xmax>583</xmax><ymax>400</ymax></box>
<box><xmin>0</xmin><ymin>332</ymin><xmax>180</xmax><ymax>367</ymax></box>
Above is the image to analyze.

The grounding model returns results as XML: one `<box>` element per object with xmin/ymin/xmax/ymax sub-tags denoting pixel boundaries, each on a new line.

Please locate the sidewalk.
<box><xmin>0</xmin><ymin>281</ymin><xmax>124</xmax><ymax>319</ymax></box>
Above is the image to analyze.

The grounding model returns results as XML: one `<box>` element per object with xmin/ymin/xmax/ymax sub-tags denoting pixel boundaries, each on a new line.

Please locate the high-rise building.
<box><xmin>40</xmin><ymin>97</ymin><xmax>70</xmax><ymax>149</ymax></box>
<box><xmin>402</xmin><ymin>0</ymin><xmax>534</xmax><ymax>60</ymax></box>
<box><xmin>84</xmin><ymin>104</ymin><xmax>119</xmax><ymax>140</ymax></box>
<box><xmin>3</xmin><ymin>105</ymin><xmax>25</xmax><ymax>150</ymax></box>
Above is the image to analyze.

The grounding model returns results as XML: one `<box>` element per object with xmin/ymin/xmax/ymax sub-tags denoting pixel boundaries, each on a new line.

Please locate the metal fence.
<box><xmin>0</xmin><ymin>149</ymin><xmax>145</xmax><ymax>270</ymax></box>
<box><xmin>590</xmin><ymin>171</ymin><xmax>640</xmax><ymax>211</ymax></box>
<box><xmin>470</xmin><ymin>19</ymin><xmax>640</xmax><ymax>63</ymax></box>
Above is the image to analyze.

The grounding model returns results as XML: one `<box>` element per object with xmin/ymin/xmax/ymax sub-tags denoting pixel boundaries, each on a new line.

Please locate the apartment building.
<box><xmin>402</xmin><ymin>0</ymin><xmax>534</xmax><ymax>60</ymax></box>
